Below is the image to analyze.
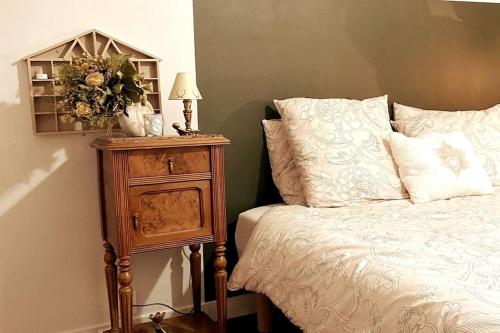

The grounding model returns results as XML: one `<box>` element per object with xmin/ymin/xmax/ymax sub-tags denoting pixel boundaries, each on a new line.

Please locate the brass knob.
<box><xmin>167</xmin><ymin>158</ymin><xmax>174</xmax><ymax>174</ymax></box>
<box><xmin>132</xmin><ymin>213</ymin><xmax>139</xmax><ymax>231</ymax></box>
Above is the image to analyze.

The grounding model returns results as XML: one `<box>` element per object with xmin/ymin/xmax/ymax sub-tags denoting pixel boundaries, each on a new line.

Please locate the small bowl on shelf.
<box><xmin>35</xmin><ymin>73</ymin><xmax>49</xmax><ymax>80</ymax></box>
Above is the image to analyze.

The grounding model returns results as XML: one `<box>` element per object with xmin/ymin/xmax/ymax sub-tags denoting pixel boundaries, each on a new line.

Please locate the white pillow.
<box><xmin>392</xmin><ymin>103</ymin><xmax>500</xmax><ymax>185</ymax></box>
<box><xmin>274</xmin><ymin>95</ymin><xmax>407</xmax><ymax>207</ymax></box>
<box><xmin>389</xmin><ymin>132</ymin><xmax>493</xmax><ymax>204</ymax></box>
<box><xmin>262</xmin><ymin>119</ymin><xmax>306</xmax><ymax>205</ymax></box>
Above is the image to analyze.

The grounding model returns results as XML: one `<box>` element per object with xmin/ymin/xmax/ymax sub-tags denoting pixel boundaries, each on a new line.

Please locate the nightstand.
<box><xmin>91</xmin><ymin>135</ymin><xmax>230</xmax><ymax>333</ymax></box>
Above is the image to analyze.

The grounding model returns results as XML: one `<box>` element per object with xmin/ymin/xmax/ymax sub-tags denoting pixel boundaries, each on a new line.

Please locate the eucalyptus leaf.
<box><xmin>124</xmin><ymin>89</ymin><xmax>141</xmax><ymax>103</ymax></box>
<box><xmin>142</xmin><ymin>82</ymin><xmax>154</xmax><ymax>93</ymax></box>
<box><xmin>122</xmin><ymin>60</ymin><xmax>136</xmax><ymax>76</ymax></box>
<box><xmin>78</xmin><ymin>84</ymin><xmax>90</xmax><ymax>91</ymax></box>
<box><xmin>122</xmin><ymin>76</ymin><xmax>143</xmax><ymax>93</ymax></box>
<box><xmin>140</xmin><ymin>94</ymin><xmax>148</xmax><ymax>105</ymax></box>
<box><xmin>98</xmin><ymin>94</ymin><xmax>107</xmax><ymax>105</ymax></box>
<box><xmin>113</xmin><ymin>83</ymin><xmax>124</xmax><ymax>94</ymax></box>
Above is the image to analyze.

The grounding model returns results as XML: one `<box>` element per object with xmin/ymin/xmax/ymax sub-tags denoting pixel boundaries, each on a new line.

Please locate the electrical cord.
<box><xmin>133</xmin><ymin>247</ymin><xmax>197</xmax><ymax>317</ymax></box>
<box><xmin>132</xmin><ymin>302</ymin><xmax>194</xmax><ymax>316</ymax></box>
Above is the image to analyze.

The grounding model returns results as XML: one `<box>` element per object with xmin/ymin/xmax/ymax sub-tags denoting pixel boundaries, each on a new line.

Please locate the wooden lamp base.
<box><xmin>172</xmin><ymin>99</ymin><xmax>199</xmax><ymax>136</ymax></box>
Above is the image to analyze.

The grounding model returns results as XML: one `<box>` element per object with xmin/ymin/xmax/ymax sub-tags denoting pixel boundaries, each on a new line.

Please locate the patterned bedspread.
<box><xmin>228</xmin><ymin>191</ymin><xmax>500</xmax><ymax>333</ymax></box>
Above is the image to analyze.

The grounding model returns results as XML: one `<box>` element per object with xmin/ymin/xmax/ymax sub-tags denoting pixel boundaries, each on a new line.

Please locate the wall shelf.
<box><xmin>23</xmin><ymin>29</ymin><xmax>163</xmax><ymax>135</ymax></box>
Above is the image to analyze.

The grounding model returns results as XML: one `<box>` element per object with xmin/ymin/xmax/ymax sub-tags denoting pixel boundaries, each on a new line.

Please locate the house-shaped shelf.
<box><xmin>23</xmin><ymin>29</ymin><xmax>162</xmax><ymax>135</ymax></box>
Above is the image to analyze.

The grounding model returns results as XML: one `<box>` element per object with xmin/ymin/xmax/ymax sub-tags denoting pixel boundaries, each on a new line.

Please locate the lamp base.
<box><xmin>172</xmin><ymin>122</ymin><xmax>199</xmax><ymax>136</ymax></box>
<box><xmin>172</xmin><ymin>99</ymin><xmax>199</xmax><ymax>136</ymax></box>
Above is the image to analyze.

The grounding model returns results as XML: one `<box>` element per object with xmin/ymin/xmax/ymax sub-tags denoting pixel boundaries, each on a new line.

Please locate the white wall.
<box><xmin>0</xmin><ymin>1</ymin><xmax>198</xmax><ymax>332</ymax></box>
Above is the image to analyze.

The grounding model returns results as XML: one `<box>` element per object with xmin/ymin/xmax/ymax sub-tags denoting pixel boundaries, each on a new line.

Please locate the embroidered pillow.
<box><xmin>274</xmin><ymin>95</ymin><xmax>407</xmax><ymax>207</ymax></box>
<box><xmin>389</xmin><ymin>132</ymin><xmax>493</xmax><ymax>203</ymax></box>
<box><xmin>262</xmin><ymin>120</ymin><xmax>306</xmax><ymax>205</ymax></box>
<box><xmin>392</xmin><ymin>103</ymin><xmax>500</xmax><ymax>185</ymax></box>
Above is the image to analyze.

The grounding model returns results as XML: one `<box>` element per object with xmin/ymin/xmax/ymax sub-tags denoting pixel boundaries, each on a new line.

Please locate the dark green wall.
<box><xmin>193</xmin><ymin>0</ymin><xmax>500</xmax><ymax>298</ymax></box>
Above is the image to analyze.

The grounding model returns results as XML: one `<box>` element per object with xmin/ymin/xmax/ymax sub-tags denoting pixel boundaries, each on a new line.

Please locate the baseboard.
<box><xmin>66</xmin><ymin>294</ymin><xmax>256</xmax><ymax>333</ymax></box>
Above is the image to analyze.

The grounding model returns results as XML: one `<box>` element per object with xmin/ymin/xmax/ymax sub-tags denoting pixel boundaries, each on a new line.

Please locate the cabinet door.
<box><xmin>129</xmin><ymin>180</ymin><xmax>213</xmax><ymax>248</ymax></box>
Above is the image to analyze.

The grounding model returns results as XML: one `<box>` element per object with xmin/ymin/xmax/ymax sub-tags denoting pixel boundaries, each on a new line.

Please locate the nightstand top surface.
<box><xmin>91</xmin><ymin>134</ymin><xmax>230</xmax><ymax>150</ymax></box>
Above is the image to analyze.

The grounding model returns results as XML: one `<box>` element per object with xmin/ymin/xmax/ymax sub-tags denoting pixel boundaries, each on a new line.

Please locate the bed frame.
<box><xmin>257</xmin><ymin>293</ymin><xmax>274</xmax><ymax>332</ymax></box>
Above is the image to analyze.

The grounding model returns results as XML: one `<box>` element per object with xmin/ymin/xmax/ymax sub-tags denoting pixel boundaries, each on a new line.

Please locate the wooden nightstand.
<box><xmin>91</xmin><ymin>135</ymin><xmax>230</xmax><ymax>333</ymax></box>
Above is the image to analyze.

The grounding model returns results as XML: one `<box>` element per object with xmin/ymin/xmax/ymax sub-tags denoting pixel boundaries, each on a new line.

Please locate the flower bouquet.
<box><xmin>59</xmin><ymin>53</ymin><xmax>153</xmax><ymax>133</ymax></box>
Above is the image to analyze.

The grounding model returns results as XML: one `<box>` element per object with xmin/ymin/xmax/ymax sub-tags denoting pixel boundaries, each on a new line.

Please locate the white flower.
<box><xmin>75</xmin><ymin>102</ymin><xmax>92</xmax><ymax>119</ymax></box>
<box><xmin>85</xmin><ymin>72</ymin><xmax>104</xmax><ymax>86</ymax></box>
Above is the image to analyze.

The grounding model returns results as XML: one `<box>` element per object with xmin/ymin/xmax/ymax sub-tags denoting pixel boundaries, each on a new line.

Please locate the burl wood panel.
<box><xmin>128</xmin><ymin>146</ymin><xmax>210</xmax><ymax>178</ymax></box>
<box><xmin>139</xmin><ymin>188</ymin><xmax>202</xmax><ymax>235</ymax></box>
<box><xmin>129</xmin><ymin>180</ymin><xmax>213</xmax><ymax>248</ymax></box>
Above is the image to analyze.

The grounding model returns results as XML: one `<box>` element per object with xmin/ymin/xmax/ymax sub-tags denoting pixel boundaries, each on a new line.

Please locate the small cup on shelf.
<box><xmin>35</xmin><ymin>73</ymin><xmax>49</xmax><ymax>80</ymax></box>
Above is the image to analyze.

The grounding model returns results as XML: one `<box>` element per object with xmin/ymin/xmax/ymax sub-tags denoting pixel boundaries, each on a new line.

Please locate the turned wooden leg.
<box><xmin>214</xmin><ymin>242</ymin><xmax>227</xmax><ymax>333</ymax></box>
<box><xmin>103</xmin><ymin>241</ymin><xmax>120</xmax><ymax>333</ymax></box>
<box><xmin>257</xmin><ymin>293</ymin><xmax>273</xmax><ymax>333</ymax></box>
<box><xmin>118</xmin><ymin>256</ymin><xmax>133</xmax><ymax>333</ymax></box>
<box><xmin>189</xmin><ymin>244</ymin><xmax>202</xmax><ymax>315</ymax></box>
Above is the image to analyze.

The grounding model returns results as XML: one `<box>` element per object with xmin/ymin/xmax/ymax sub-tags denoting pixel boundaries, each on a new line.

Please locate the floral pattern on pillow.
<box><xmin>262</xmin><ymin>120</ymin><xmax>306</xmax><ymax>205</ymax></box>
<box><xmin>392</xmin><ymin>103</ymin><xmax>500</xmax><ymax>185</ymax></box>
<box><xmin>389</xmin><ymin>132</ymin><xmax>493</xmax><ymax>203</ymax></box>
<box><xmin>275</xmin><ymin>95</ymin><xmax>407</xmax><ymax>207</ymax></box>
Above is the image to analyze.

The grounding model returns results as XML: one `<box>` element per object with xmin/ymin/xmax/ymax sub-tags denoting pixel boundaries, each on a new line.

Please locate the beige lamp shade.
<box><xmin>168</xmin><ymin>72</ymin><xmax>203</xmax><ymax>100</ymax></box>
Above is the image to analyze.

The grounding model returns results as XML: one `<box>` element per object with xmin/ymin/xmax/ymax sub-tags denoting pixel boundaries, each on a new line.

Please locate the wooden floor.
<box><xmin>227</xmin><ymin>312</ymin><xmax>302</xmax><ymax>333</ymax></box>
<box><xmin>131</xmin><ymin>310</ymin><xmax>301</xmax><ymax>333</ymax></box>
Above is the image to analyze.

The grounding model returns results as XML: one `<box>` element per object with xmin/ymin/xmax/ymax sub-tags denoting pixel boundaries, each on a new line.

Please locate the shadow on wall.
<box><xmin>342</xmin><ymin>0</ymin><xmax>500</xmax><ymax>110</ymax></box>
<box><xmin>0</xmin><ymin>62</ymin><xmax>192</xmax><ymax>332</ymax></box>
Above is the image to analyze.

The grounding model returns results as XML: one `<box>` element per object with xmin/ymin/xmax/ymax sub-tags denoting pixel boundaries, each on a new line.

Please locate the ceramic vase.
<box><xmin>117</xmin><ymin>102</ymin><xmax>155</xmax><ymax>137</ymax></box>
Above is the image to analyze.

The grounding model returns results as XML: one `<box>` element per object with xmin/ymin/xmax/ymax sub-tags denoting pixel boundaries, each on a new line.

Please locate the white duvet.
<box><xmin>228</xmin><ymin>191</ymin><xmax>500</xmax><ymax>333</ymax></box>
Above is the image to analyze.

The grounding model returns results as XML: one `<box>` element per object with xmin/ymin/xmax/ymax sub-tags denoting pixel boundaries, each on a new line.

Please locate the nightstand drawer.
<box><xmin>128</xmin><ymin>146</ymin><xmax>211</xmax><ymax>178</ymax></box>
<box><xmin>128</xmin><ymin>180</ymin><xmax>213</xmax><ymax>247</ymax></box>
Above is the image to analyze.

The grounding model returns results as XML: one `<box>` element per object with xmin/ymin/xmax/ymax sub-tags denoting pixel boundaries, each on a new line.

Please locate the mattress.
<box><xmin>235</xmin><ymin>204</ymin><xmax>283</xmax><ymax>256</ymax></box>
<box><xmin>229</xmin><ymin>191</ymin><xmax>500</xmax><ymax>333</ymax></box>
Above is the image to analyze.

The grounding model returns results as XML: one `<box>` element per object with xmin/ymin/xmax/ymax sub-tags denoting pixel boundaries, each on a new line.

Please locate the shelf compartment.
<box><xmin>138</xmin><ymin>62</ymin><xmax>158</xmax><ymax>78</ymax></box>
<box><xmin>57</xmin><ymin>115</ymin><xmax>83</xmax><ymax>132</ymax></box>
<box><xmin>53</xmin><ymin>60</ymin><xmax>70</xmax><ymax>82</ymax></box>
<box><xmin>146</xmin><ymin>94</ymin><xmax>160</xmax><ymax>109</ymax></box>
<box><xmin>55</xmin><ymin>97</ymin><xmax>65</xmax><ymax>113</ymax></box>
<box><xmin>30</xmin><ymin>61</ymin><xmax>52</xmax><ymax>79</ymax></box>
<box><xmin>143</xmin><ymin>78</ymin><xmax>159</xmax><ymax>92</ymax></box>
<box><xmin>34</xmin><ymin>96</ymin><xmax>55</xmax><ymax>113</ymax></box>
<box><xmin>32</xmin><ymin>81</ymin><xmax>54</xmax><ymax>96</ymax></box>
<box><xmin>54</xmin><ymin>85</ymin><xmax>64</xmax><ymax>96</ymax></box>
<box><xmin>35</xmin><ymin>114</ymin><xmax>57</xmax><ymax>133</ymax></box>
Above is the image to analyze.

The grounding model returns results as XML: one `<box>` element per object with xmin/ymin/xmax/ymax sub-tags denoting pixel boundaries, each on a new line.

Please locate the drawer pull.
<box><xmin>132</xmin><ymin>213</ymin><xmax>140</xmax><ymax>231</ymax></box>
<box><xmin>167</xmin><ymin>158</ymin><xmax>174</xmax><ymax>174</ymax></box>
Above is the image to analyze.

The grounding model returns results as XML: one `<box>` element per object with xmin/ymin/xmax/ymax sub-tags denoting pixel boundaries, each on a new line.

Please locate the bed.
<box><xmin>229</xmin><ymin>97</ymin><xmax>500</xmax><ymax>332</ymax></box>
<box><xmin>229</xmin><ymin>191</ymin><xmax>500</xmax><ymax>333</ymax></box>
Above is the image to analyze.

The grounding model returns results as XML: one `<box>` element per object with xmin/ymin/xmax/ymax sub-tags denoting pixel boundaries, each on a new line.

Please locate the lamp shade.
<box><xmin>168</xmin><ymin>72</ymin><xmax>203</xmax><ymax>100</ymax></box>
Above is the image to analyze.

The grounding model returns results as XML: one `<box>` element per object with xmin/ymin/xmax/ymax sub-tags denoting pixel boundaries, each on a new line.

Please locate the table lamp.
<box><xmin>169</xmin><ymin>72</ymin><xmax>203</xmax><ymax>136</ymax></box>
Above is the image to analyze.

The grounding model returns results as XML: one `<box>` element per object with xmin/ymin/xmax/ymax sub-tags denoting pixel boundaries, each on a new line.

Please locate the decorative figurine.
<box><xmin>148</xmin><ymin>312</ymin><xmax>168</xmax><ymax>333</ymax></box>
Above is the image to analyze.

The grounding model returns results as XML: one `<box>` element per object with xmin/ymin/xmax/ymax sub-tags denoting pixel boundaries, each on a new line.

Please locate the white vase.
<box><xmin>117</xmin><ymin>102</ymin><xmax>155</xmax><ymax>137</ymax></box>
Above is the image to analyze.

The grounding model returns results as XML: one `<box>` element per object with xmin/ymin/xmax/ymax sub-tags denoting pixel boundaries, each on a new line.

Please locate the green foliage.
<box><xmin>58</xmin><ymin>53</ymin><xmax>152</xmax><ymax>131</ymax></box>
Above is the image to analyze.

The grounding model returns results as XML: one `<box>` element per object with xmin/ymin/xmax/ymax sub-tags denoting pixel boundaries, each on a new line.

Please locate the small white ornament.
<box><xmin>117</xmin><ymin>102</ymin><xmax>155</xmax><ymax>137</ymax></box>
